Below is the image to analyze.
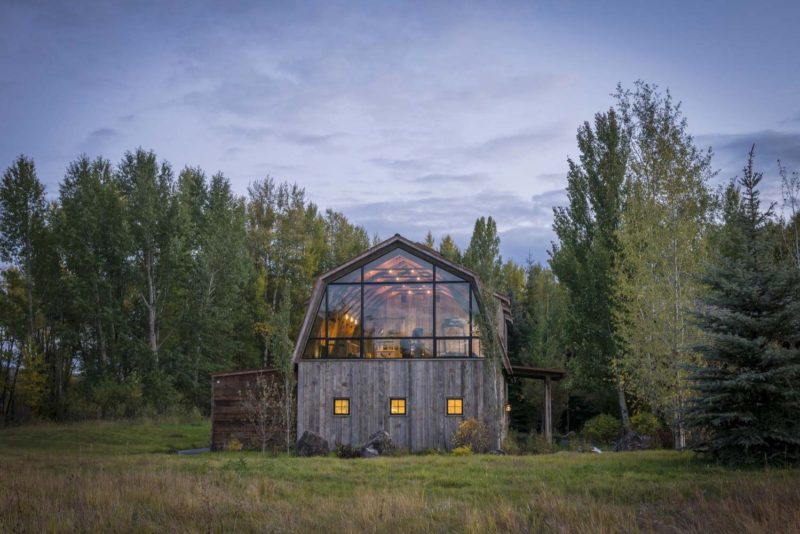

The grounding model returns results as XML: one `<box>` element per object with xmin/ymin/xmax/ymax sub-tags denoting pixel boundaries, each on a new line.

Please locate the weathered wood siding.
<box><xmin>297</xmin><ymin>359</ymin><xmax>507</xmax><ymax>452</ymax></box>
<box><xmin>211</xmin><ymin>369</ymin><xmax>284</xmax><ymax>451</ymax></box>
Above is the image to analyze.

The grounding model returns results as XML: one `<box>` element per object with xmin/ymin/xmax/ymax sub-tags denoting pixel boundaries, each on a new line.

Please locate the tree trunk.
<box><xmin>616</xmin><ymin>377</ymin><xmax>631</xmax><ymax>431</ymax></box>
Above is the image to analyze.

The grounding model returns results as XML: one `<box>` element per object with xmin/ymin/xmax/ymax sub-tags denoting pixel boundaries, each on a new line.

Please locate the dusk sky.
<box><xmin>2</xmin><ymin>0</ymin><xmax>799</xmax><ymax>263</ymax></box>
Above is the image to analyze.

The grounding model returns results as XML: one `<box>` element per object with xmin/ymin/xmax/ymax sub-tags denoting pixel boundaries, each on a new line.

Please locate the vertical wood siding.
<box><xmin>297</xmin><ymin>360</ymin><xmax>506</xmax><ymax>452</ymax></box>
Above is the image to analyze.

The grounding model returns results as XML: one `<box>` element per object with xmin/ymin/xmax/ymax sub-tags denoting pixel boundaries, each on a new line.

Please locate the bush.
<box><xmin>225</xmin><ymin>438</ymin><xmax>243</xmax><ymax>451</ymax></box>
<box><xmin>450</xmin><ymin>418</ymin><xmax>491</xmax><ymax>453</ymax></box>
<box><xmin>631</xmin><ymin>412</ymin><xmax>662</xmax><ymax>437</ymax></box>
<box><xmin>501</xmin><ymin>434</ymin><xmax>521</xmax><ymax>455</ymax></box>
<box><xmin>335</xmin><ymin>443</ymin><xmax>361</xmax><ymax>459</ymax></box>
<box><xmin>582</xmin><ymin>414</ymin><xmax>621</xmax><ymax>444</ymax></box>
<box><xmin>451</xmin><ymin>445</ymin><xmax>473</xmax><ymax>456</ymax></box>
<box><xmin>522</xmin><ymin>434</ymin><xmax>557</xmax><ymax>454</ymax></box>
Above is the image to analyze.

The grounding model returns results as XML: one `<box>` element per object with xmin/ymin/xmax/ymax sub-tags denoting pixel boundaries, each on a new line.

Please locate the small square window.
<box><xmin>447</xmin><ymin>397</ymin><xmax>463</xmax><ymax>416</ymax></box>
<box><xmin>390</xmin><ymin>398</ymin><xmax>407</xmax><ymax>415</ymax></box>
<box><xmin>333</xmin><ymin>397</ymin><xmax>350</xmax><ymax>416</ymax></box>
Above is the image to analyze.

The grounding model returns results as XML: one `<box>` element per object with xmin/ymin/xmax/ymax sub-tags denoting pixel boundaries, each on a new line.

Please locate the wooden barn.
<box><xmin>211</xmin><ymin>234</ymin><xmax>564</xmax><ymax>452</ymax></box>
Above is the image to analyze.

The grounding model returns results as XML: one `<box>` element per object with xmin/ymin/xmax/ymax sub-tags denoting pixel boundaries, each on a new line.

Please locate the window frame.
<box><xmin>389</xmin><ymin>397</ymin><xmax>407</xmax><ymax>416</ymax></box>
<box><xmin>446</xmin><ymin>397</ymin><xmax>464</xmax><ymax>416</ymax></box>
<box><xmin>333</xmin><ymin>397</ymin><xmax>350</xmax><ymax>416</ymax></box>
<box><xmin>303</xmin><ymin>248</ymin><xmax>485</xmax><ymax>360</ymax></box>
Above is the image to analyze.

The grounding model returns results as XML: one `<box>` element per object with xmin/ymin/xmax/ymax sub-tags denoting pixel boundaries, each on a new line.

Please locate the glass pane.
<box><xmin>436</xmin><ymin>267</ymin><xmax>464</xmax><ymax>282</ymax></box>
<box><xmin>328</xmin><ymin>285</ymin><xmax>362</xmax><ymax>338</ymax></box>
<box><xmin>471</xmin><ymin>337</ymin><xmax>483</xmax><ymax>357</ymax></box>
<box><xmin>471</xmin><ymin>291</ymin><xmax>481</xmax><ymax>338</ymax></box>
<box><xmin>327</xmin><ymin>339</ymin><xmax>360</xmax><ymax>358</ymax></box>
<box><xmin>436</xmin><ymin>283</ymin><xmax>470</xmax><ymax>337</ymax></box>
<box><xmin>303</xmin><ymin>339</ymin><xmax>326</xmax><ymax>359</ymax></box>
<box><xmin>364</xmin><ymin>338</ymin><xmax>433</xmax><ymax>359</ymax></box>
<box><xmin>364</xmin><ymin>284</ymin><xmax>433</xmax><ymax>337</ymax></box>
<box><xmin>437</xmin><ymin>338</ymin><xmax>470</xmax><ymax>357</ymax></box>
<box><xmin>363</xmin><ymin>249</ymin><xmax>434</xmax><ymax>282</ymax></box>
<box><xmin>309</xmin><ymin>298</ymin><xmax>325</xmax><ymax>338</ymax></box>
<box><xmin>333</xmin><ymin>268</ymin><xmax>361</xmax><ymax>283</ymax></box>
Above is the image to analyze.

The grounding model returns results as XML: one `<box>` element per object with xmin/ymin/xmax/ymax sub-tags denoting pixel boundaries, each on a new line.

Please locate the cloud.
<box><xmin>368</xmin><ymin>157</ymin><xmax>431</xmax><ymax>172</ymax></box>
<box><xmin>469</xmin><ymin>126</ymin><xmax>566</xmax><ymax>160</ymax></box>
<box><xmin>409</xmin><ymin>173</ymin><xmax>486</xmax><ymax>185</ymax></box>
<box><xmin>337</xmin><ymin>187</ymin><xmax>565</xmax><ymax>264</ymax></box>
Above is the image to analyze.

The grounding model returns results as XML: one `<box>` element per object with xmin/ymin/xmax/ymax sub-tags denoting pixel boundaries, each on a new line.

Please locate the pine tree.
<box><xmin>687</xmin><ymin>147</ymin><xmax>800</xmax><ymax>464</ymax></box>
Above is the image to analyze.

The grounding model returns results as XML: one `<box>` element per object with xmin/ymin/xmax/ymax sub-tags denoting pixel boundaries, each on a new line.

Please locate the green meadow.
<box><xmin>2</xmin><ymin>420</ymin><xmax>798</xmax><ymax>533</ymax></box>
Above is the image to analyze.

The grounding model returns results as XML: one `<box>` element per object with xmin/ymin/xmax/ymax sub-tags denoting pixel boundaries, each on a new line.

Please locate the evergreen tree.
<box><xmin>464</xmin><ymin>216</ymin><xmax>502</xmax><ymax>285</ymax></box>
<box><xmin>687</xmin><ymin>147</ymin><xmax>800</xmax><ymax>464</ymax></box>
<box><xmin>438</xmin><ymin>234</ymin><xmax>461</xmax><ymax>262</ymax></box>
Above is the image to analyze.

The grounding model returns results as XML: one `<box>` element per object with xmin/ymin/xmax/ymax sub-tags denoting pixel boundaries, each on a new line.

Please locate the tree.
<box><xmin>0</xmin><ymin>156</ymin><xmax>47</xmax><ymax>340</ymax></box>
<box><xmin>116</xmin><ymin>149</ymin><xmax>180</xmax><ymax>371</ymax></box>
<box><xmin>438</xmin><ymin>234</ymin><xmax>461</xmax><ymax>263</ymax></box>
<box><xmin>613</xmin><ymin>81</ymin><xmax>714</xmax><ymax>447</ymax></box>
<box><xmin>464</xmin><ymin>216</ymin><xmax>502</xmax><ymax>286</ymax></box>
<box><xmin>687</xmin><ymin>147</ymin><xmax>800</xmax><ymax>464</ymax></box>
<box><xmin>550</xmin><ymin>108</ymin><xmax>631</xmax><ymax>429</ymax></box>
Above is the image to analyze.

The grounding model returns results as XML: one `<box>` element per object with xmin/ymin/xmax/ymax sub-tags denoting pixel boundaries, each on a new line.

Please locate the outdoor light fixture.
<box><xmin>505</xmin><ymin>403</ymin><xmax>512</xmax><ymax>412</ymax></box>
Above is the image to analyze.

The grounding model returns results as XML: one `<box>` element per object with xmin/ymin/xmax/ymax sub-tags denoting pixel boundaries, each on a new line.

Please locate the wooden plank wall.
<box><xmin>211</xmin><ymin>369</ymin><xmax>285</xmax><ymax>451</ymax></box>
<box><xmin>297</xmin><ymin>359</ymin><xmax>507</xmax><ymax>452</ymax></box>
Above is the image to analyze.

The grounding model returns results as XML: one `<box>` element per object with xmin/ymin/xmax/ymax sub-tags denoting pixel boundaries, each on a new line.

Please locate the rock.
<box><xmin>489</xmin><ymin>449</ymin><xmax>506</xmax><ymax>455</ymax></box>
<box><xmin>614</xmin><ymin>431</ymin><xmax>653</xmax><ymax>452</ymax></box>
<box><xmin>364</xmin><ymin>430</ymin><xmax>394</xmax><ymax>455</ymax></box>
<box><xmin>361</xmin><ymin>445</ymin><xmax>379</xmax><ymax>458</ymax></box>
<box><xmin>297</xmin><ymin>430</ymin><xmax>329</xmax><ymax>457</ymax></box>
<box><xmin>591</xmin><ymin>446</ymin><xmax>603</xmax><ymax>454</ymax></box>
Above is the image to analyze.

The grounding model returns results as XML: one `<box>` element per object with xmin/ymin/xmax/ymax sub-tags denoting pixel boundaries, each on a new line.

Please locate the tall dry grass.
<box><xmin>2</xmin><ymin>456</ymin><xmax>799</xmax><ymax>533</ymax></box>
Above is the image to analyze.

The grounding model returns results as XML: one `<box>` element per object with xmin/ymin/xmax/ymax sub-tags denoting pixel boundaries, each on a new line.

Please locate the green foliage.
<box><xmin>549</xmin><ymin>107</ymin><xmax>630</xmax><ymax>427</ymax></box>
<box><xmin>613</xmin><ymin>81</ymin><xmax>714</xmax><ymax>449</ymax></box>
<box><xmin>500</xmin><ymin>434</ymin><xmax>521</xmax><ymax>455</ymax></box>
<box><xmin>463</xmin><ymin>216</ymin><xmax>501</xmax><ymax>286</ymax></box>
<box><xmin>630</xmin><ymin>412</ymin><xmax>662</xmax><ymax>437</ymax></box>
<box><xmin>582</xmin><ymin>414</ymin><xmax>622</xmax><ymax>444</ymax></box>
<box><xmin>451</xmin><ymin>445</ymin><xmax>473</xmax><ymax>456</ymax></box>
<box><xmin>687</xmin><ymin>148</ymin><xmax>800</xmax><ymax>465</ymax></box>
<box><xmin>451</xmin><ymin>418</ymin><xmax>491</xmax><ymax>453</ymax></box>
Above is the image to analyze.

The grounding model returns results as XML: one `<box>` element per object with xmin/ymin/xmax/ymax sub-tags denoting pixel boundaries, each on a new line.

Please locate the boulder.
<box><xmin>364</xmin><ymin>430</ymin><xmax>394</xmax><ymax>455</ymax></box>
<box><xmin>361</xmin><ymin>445</ymin><xmax>379</xmax><ymax>458</ymax></box>
<box><xmin>297</xmin><ymin>430</ymin><xmax>329</xmax><ymax>457</ymax></box>
<box><xmin>614</xmin><ymin>431</ymin><xmax>653</xmax><ymax>452</ymax></box>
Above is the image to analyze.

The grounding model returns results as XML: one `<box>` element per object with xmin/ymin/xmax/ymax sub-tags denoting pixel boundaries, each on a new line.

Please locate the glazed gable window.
<box><xmin>303</xmin><ymin>247</ymin><xmax>484</xmax><ymax>359</ymax></box>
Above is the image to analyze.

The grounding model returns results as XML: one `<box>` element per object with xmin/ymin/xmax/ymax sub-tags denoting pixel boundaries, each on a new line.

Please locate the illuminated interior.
<box><xmin>390</xmin><ymin>398</ymin><xmax>407</xmax><ymax>415</ymax></box>
<box><xmin>447</xmin><ymin>397</ymin><xmax>463</xmax><ymax>415</ymax></box>
<box><xmin>333</xmin><ymin>398</ymin><xmax>350</xmax><ymax>415</ymax></box>
<box><xmin>303</xmin><ymin>247</ymin><xmax>484</xmax><ymax>359</ymax></box>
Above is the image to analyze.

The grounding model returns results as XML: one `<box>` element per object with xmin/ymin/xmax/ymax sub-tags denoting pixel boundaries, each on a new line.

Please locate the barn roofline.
<box><xmin>291</xmin><ymin>234</ymin><xmax>512</xmax><ymax>371</ymax></box>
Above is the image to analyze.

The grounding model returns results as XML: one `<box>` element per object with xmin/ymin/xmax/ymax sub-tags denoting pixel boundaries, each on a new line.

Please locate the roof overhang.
<box><xmin>509</xmin><ymin>366</ymin><xmax>567</xmax><ymax>381</ymax></box>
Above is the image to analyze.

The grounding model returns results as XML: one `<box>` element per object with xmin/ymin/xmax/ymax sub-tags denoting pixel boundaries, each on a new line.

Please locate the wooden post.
<box><xmin>543</xmin><ymin>376</ymin><xmax>552</xmax><ymax>443</ymax></box>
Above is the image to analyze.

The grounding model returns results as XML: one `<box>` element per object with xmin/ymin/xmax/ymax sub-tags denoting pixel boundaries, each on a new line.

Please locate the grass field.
<box><xmin>1</xmin><ymin>420</ymin><xmax>799</xmax><ymax>533</ymax></box>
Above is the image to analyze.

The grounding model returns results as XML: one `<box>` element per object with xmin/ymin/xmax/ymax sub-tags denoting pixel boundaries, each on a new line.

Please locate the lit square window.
<box><xmin>390</xmin><ymin>398</ymin><xmax>407</xmax><ymax>415</ymax></box>
<box><xmin>333</xmin><ymin>398</ymin><xmax>350</xmax><ymax>416</ymax></box>
<box><xmin>447</xmin><ymin>397</ymin><xmax>463</xmax><ymax>416</ymax></box>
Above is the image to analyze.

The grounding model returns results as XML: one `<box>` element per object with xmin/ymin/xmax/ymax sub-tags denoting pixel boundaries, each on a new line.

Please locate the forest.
<box><xmin>2</xmin><ymin>82</ymin><xmax>799</xmax><ymax>464</ymax></box>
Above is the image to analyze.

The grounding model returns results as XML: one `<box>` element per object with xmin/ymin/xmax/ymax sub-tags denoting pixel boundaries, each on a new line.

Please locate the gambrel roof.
<box><xmin>292</xmin><ymin>233</ymin><xmax>512</xmax><ymax>371</ymax></box>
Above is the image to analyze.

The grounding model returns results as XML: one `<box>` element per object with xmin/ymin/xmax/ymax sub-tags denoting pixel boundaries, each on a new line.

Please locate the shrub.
<box><xmin>582</xmin><ymin>414</ymin><xmax>621</xmax><ymax>444</ymax></box>
<box><xmin>501</xmin><ymin>434</ymin><xmax>521</xmax><ymax>455</ymax></box>
<box><xmin>335</xmin><ymin>443</ymin><xmax>361</xmax><ymax>459</ymax></box>
<box><xmin>225</xmin><ymin>438</ymin><xmax>243</xmax><ymax>451</ymax></box>
<box><xmin>522</xmin><ymin>434</ymin><xmax>557</xmax><ymax>454</ymax></box>
<box><xmin>451</xmin><ymin>445</ymin><xmax>473</xmax><ymax>456</ymax></box>
<box><xmin>631</xmin><ymin>412</ymin><xmax>662</xmax><ymax>437</ymax></box>
<box><xmin>450</xmin><ymin>418</ymin><xmax>491</xmax><ymax>453</ymax></box>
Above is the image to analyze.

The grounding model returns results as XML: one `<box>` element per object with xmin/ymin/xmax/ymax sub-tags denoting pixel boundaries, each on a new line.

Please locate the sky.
<box><xmin>1</xmin><ymin>0</ymin><xmax>799</xmax><ymax>264</ymax></box>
